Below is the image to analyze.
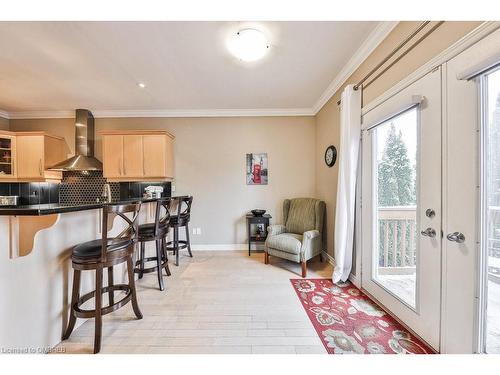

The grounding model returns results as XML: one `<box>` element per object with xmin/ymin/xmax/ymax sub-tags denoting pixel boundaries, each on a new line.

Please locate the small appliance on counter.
<box><xmin>144</xmin><ymin>185</ymin><xmax>164</xmax><ymax>199</ymax></box>
<box><xmin>0</xmin><ymin>196</ymin><xmax>19</xmax><ymax>206</ymax></box>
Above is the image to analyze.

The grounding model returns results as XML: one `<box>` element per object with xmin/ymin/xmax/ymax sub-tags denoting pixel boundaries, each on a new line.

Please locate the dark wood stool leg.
<box><xmin>185</xmin><ymin>223</ymin><xmax>193</xmax><ymax>258</ymax></box>
<box><xmin>174</xmin><ymin>225</ymin><xmax>179</xmax><ymax>266</ymax></box>
<box><xmin>62</xmin><ymin>269</ymin><xmax>81</xmax><ymax>340</ymax></box>
<box><xmin>94</xmin><ymin>267</ymin><xmax>103</xmax><ymax>354</ymax></box>
<box><xmin>139</xmin><ymin>241</ymin><xmax>145</xmax><ymax>279</ymax></box>
<box><xmin>162</xmin><ymin>238</ymin><xmax>171</xmax><ymax>276</ymax></box>
<box><xmin>127</xmin><ymin>256</ymin><xmax>143</xmax><ymax>319</ymax></box>
<box><xmin>107</xmin><ymin>266</ymin><xmax>114</xmax><ymax>305</ymax></box>
<box><xmin>155</xmin><ymin>239</ymin><xmax>165</xmax><ymax>291</ymax></box>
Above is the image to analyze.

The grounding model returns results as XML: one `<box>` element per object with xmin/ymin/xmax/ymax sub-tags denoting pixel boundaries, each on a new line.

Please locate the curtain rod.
<box><xmin>337</xmin><ymin>21</ymin><xmax>439</xmax><ymax>106</ymax></box>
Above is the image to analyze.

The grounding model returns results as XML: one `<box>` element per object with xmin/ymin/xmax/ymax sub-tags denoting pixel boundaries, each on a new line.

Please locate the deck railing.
<box><xmin>377</xmin><ymin>206</ymin><xmax>500</xmax><ymax>280</ymax></box>
<box><xmin>377</xmin><ymin>206</ymin><xmax>417</xmax><ymax>275</ymax></box>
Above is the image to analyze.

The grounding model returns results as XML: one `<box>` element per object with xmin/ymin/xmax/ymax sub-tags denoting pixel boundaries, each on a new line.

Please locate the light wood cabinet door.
<box><xmin>143</xmin><ymin>135</ymin><xmax>166</xmax><ymax>177</ymax></box>
<box><xmin>102</xmin><ymin>135</ymin><xmax>123</xmax><ymax>178</ymax></box>
<box><xmin>17</xmin><ymin>135</ymin><xmax>44</xmax><ymax>178</ymax></box>
<box><xmin>123</xmin><ymin>135</ymin><xmax>144</xmax><ymax>177</ymax></box>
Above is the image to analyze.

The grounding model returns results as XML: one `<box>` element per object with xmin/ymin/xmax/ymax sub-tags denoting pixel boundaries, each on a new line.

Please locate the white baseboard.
<box><xmin>322</xmin><ymin>250</ymin><xmax>335</xmax><ymax>266</ymax></box>
<box><xmin>191</xmin><ymin>244</ymin><xmax>265</xmax><ymax>251</ymax></box>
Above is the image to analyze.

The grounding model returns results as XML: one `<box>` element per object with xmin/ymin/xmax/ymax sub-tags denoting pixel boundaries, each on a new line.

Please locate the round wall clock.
<box><xmin>324</xmin><ymin>145</ymin><xmax>337</xmax><ymax>167</ymax></box>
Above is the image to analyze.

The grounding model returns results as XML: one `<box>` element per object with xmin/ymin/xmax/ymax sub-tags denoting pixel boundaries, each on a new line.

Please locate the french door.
<box><xmin>361</xmin><ymin>68</ymin><xmax>442</xmax><ymax>351</ymax></box>
<box><xmin>444</xmin><ymin>27</ymin><xmax>500</xmax><ymax>353</ymax></box>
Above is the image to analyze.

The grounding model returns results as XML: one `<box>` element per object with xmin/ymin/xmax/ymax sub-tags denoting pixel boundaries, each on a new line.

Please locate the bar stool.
<box><xmin>62</xmin><ymin>202</ymin><xmax>142</xmax><ymax>354</ymax></box>
<box><xmin>166</xmin><ymin>196</ymin><xmax>193</xmax><ymax>266</ymax></box>
<box><xmin>134</xmin><ymin>197</ymin><xmax>172</xmax><ymax>291</ymax></box>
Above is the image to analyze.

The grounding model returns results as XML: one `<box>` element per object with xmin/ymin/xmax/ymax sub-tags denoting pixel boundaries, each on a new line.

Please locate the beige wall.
<box><xmin>9</xmin><ymin>21</ymin><xmax>483</xmax><ymax>253</ymax></box>
<box><xmin>0</xmin><ymin>116</ymin><xmax>9</xmax><ymax>130</ymax></box>
<box><xmin>315</xmin><ymin>21</ymin><xmax>481</xmax><ymax>257</ymax></box>
<box><xmin>11</xmin><ymin>116</ymin><xmax>316</xmax><ymax>246</ymax></box>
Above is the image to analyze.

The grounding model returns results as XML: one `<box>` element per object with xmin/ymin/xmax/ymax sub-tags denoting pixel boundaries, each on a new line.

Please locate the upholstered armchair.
<box><xmin>265</xmin><ymin>198</ymin><xmax>326</xmax><ymax>277</ymax></box>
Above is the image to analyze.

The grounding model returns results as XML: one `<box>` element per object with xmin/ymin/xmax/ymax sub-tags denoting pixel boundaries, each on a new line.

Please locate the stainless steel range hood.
<box><xmin>49</xmin><ymin>109</ymin><xmax>103</xmax><ymax>171</ymax></box>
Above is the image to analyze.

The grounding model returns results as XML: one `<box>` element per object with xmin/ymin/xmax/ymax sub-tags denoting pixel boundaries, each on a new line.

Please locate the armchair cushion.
<box><xmin>285</xmin><ymin>198</ymin><xmax>319</xmax><ymax>235</ymax></box>
<box><xmin>265</xmin><ymin>233</ymin><xmax>303</xmax><ymax>255</ymax></box>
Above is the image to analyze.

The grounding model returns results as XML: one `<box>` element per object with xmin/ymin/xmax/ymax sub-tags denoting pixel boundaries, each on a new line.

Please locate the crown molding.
<box><xmin>7</xmin><ymin>110</ymin><xmax>74</xmax><ymax>119</ymax></box>
<box><xmin>92</xmin><ymin>108</ymin><xmax>315</xmax><ymax>118</ymax></box>
<box><xmin>311</xmin><ymin>21</ymin><xmax>399</xmax><ymax>114</ymax></box>
<box><xmin>0</xmin><ymin>109</ymin><xmax>10</xmax><ymax>119</ymax></box>
<box><xmin>5</xmin><ymin>108</ymin><xmax>315</xmax><ymax>119</ymax></box>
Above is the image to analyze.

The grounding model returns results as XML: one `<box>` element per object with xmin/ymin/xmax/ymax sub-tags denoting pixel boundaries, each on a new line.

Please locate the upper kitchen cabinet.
<box><xmin>0</xmin><ymin>131</ymin><xmax>66</xmax><ymax>181</ymax></box>
<box><xmin>100</xmin><ymin>130</ymin><xmax>174</xmax><ymax>181</ymax></box>
<box><xmin>16</xmin><ymin>132</ymin><xmax>66</xmax><ymax>181</ymax></box>
<box><xmin>0</xmin><ymin>132</ymin><xmax>17</xmax><ymax>179</ymax></box>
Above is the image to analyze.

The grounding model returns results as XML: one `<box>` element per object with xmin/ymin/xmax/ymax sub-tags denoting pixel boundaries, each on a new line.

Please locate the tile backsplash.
<box><xmin>59</xmin><ymin>171</ymin><xmax>120</xmax><ymax>205</ymax></box>
<box><xmin>0</xmin><ymin>182</ymin><xmax>59</xmax><ymax>205</ymax></box>
<box><xmin>0</xmin><ymin>174</ymin><xmax>172</xmax><ymax>206</ymax></box>
<box><xmin>119</xmin><ymin>181</ymin><xmax>171</xmax><ymax>200</ymax></box>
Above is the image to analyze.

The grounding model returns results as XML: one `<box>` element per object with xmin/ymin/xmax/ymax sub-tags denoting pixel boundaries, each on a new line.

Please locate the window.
<box><xmin>372</xmin><ymin>107</ymin><xmax>418</xmax><ymax>308</ymax></box>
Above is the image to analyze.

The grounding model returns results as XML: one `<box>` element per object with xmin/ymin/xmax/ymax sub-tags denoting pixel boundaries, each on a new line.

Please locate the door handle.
<box><xmin>446</xmin><ymin>232</ymin><xmax>465</xmax><ymax>243</ymax></box>
<box><xmin>421</xmin><ymin>227</ymin><xmax>436</xmax><ymax>238</ymax></box>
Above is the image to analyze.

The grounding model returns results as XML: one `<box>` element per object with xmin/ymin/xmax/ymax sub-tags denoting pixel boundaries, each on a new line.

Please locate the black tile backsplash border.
<box><xmin>0</xmin><ymin>177</ymin><xmax>171</xmax><ymax>206</ymax></box>
<box><xmin>0</xmin><ymin>182</ymin><xmax>60</xmax><ymax>205</ymax></box>
<box><xmin>119</xmin><ymin>181</ymin><xmax>171</xmax><ymax>200</ymax></box>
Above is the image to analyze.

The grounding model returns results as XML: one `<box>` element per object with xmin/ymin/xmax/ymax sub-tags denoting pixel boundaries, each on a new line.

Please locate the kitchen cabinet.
<box><xmin>16</xmin><ymin>133</ymin><xmax>66</xmax><ymax>180</ymax></box>
<box><xmin>0</xmin><ymin>131</ymin><xmax>65</xmax><ymax>181</ymax></box>
<box><xmin>101</xmin><ymin>130</ymin><xmax>174</xmax><ymax>181</ymax></box>
<box><xmin>0</xmin><ymin>133</ymin><xmax>16</xmax><ymax>179</ymax></box>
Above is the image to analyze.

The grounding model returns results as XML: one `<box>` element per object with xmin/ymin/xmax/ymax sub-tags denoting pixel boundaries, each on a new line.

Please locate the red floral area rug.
<box><xmin>290</xmin><ymin>279</ymin><xmax>433</xmax><ymax>354</ymax></box>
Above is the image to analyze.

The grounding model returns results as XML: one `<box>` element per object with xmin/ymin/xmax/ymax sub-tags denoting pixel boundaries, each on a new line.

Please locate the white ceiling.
<box><xmin>0</xmin><ymin>21</ymin><xmax>395</xmax><ymax>118</ymax></box>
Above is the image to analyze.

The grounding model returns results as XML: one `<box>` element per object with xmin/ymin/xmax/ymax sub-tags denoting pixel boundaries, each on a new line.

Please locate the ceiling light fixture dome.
<box><xmin>227</xmin><ymin>28</ymin><xmax>269</xmax><ymax>62</ymax></box>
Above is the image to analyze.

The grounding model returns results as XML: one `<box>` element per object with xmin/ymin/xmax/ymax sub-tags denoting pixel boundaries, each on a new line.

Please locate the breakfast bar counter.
<box><xmin>0</xmin><ymin>195</ymin><xmax>190</xmax><ymax>216</ymax></box>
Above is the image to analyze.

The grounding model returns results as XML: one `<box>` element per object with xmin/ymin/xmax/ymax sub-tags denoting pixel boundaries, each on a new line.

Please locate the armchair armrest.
<box><xmin>267</xmin><ymin>224</ymin><xmax>286</xmax><ymax>236</ymax></box>
<box><xmin>301</xmin><ymin>230</ymin><xmax>322</xmax><ymax>261</ymax></box>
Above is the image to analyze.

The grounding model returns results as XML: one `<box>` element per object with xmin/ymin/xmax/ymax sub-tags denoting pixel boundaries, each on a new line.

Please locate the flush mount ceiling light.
<box><xmin>227</xmin><ymin>28</ymin><xmax>269</xmax><ymax>62</ymax></box>
<box><xmin>137</xmin><ymin>82</ymin><xmax>146</xmax><ymax>88</ymax></box>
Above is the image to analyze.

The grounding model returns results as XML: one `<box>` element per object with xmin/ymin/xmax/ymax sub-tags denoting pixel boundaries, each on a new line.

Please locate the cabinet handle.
<box><xmin>118</xmin><ymin>158</ymin><xmax>122</xmax><ymax>176</ymax></box>
<box><xmin>39</xmin><ymin>159</ymin><xmax>42</xmax><ymax>176</ymax></box>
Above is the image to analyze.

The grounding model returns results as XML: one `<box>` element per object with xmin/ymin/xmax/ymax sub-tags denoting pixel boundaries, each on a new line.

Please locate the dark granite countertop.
<box><xmin>0</xmin><ymin>195</ymin><xmax>190</xmax><ymax>216</ymax></box>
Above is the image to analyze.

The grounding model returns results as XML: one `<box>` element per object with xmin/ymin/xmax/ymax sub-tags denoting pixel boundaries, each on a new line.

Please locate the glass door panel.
<box><xmin>0</xmin><ymin>136</ymin><xmax>14</xmax><ymax>177</ymax></box>
<box><xmin>482</xmin><ymin>67</ymin><xmax>500</xmax><ymax>353</ymax></box>
<box><xmin>373</xmin><ymin>107</ymin><xmax>418</xmax><ymax>308</ymax></box>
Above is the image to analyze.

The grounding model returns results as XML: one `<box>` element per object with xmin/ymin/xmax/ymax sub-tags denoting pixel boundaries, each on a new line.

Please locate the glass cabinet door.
<box><xmin>0</xmin><ymin>135</ymin><xmax>16</xmax><ymax>178</ymax></box>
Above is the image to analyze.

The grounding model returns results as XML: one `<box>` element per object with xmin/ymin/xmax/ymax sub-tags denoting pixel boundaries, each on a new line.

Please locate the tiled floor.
<box><xmin>54</xmin><ymin>250</ymin><xmax>332</xmax><ymax>354</ymax></box>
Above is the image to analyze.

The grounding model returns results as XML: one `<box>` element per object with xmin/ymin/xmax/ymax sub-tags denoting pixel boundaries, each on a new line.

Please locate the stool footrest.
<box><xmin>166</xmin><ymin>240</ymin><xmax>188</xmax><ymax>251</ymax></box>
<box><xmin>73</xmin><ymin>284</ymin><xmax>132</xmax><ymax>319</ymax></box>
<box><xmin>134</xmin><ymin>256</ymin><xmax>169</xmax><ymax>274</ymax></box>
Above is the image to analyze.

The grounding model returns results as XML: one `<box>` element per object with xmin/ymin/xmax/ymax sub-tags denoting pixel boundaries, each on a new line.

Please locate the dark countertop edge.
<box><xmin>0</xmin><ymin>195</ymin><xmax>191</xmax><ymax>216</ymax></box>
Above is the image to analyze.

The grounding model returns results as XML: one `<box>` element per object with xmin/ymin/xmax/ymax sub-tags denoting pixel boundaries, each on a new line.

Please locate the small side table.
<box><xmin>246</xmin><ymin>213</ymin><xmax>272</xmax><ymax>256</ymax></box>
